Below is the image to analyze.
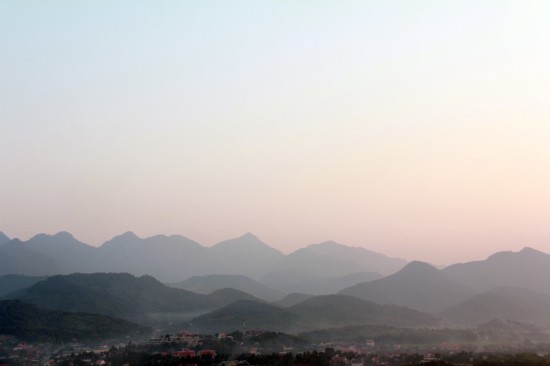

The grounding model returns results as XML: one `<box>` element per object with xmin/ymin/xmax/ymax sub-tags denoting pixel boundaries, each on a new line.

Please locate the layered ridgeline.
<box><xmin>339</xmin><ymin>250</ymin><xmax>550</xmax><ymax>325</ymax></box>
<box><xmin>5</xmin><ymin>250</ymin><xmax>550</xmax><ymax>334</ymax></box>
<box><xmin>187</xmin><ymin>294</ymin><xmax>437</xmax><ymax>334</ymax></box>
<box><xmin>1</xmin><ymin>273</ymin><xmax>436</xmax><ymax>335</ymax></box>
<box><xmin>0</xmin><ymin>300</ymin><xmax>148</xmax><ymax>342</ymax></box>
<box><xmin>170</xmin><ymin>274</ymin><xmax>285</xmax><ymax>302</ymax></box>
<box><xmin>3</xmin><ymin>273</ymin><xmax>260</xmax><ymax>322</ymax></box>
<box><xmin>0</xmin><ymin>231</ymin><xmax>406</xmax><ymax>288</ymax></box>
<box><xmin>261</xmin><ymin>241</ymin><xmax>402</xmax><ymax>293</ymax></box>
<box><xmin>438</xmin><ymin>248</ymin><xmax>550</xmax><ymax>325</ymax></box>
<box><xmin>5</xmin><ymin>230</ymin><xmax>550</xmax><ymax>329</ymax></box>
<box><xmin>340</xmin><ymin>261</ymin><xmax>474</xmax><ymax>313</ymax></box>
<box><xmin>440</xmin><ymin>287</ymin><xmax>550</xmax><ymax>325</ymax></box>
<box><xmin>442</xmin><ymin>247</ymin><xmax>550</xmax><ymax>295</ymax></box>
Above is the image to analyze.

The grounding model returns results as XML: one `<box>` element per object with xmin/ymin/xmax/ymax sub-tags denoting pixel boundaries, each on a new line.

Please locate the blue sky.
<box><xmin>2</xmin><ymin>1</ymin><xmax>550</xmax><ymax>263</ymax></box>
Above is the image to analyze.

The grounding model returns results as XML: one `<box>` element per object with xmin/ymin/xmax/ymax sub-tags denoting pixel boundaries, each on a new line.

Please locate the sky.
<box><xmin>1</xmin><ymin>1</ymin><xmax>550</xmax><ymax>264</ymax></box>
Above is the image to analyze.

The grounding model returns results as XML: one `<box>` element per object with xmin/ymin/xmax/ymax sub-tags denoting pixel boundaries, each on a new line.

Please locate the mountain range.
<box><xmin>169</xmin><ymin>274</ymin><xmax>285</xmax><ymax>301</ymax></box>
<box><xmin>440</xmin><ymin>286</ymin><xmax>550</xmax><ymax>325</ymax></box>
<box><xmin>0</xmin><ymin>231</ymin><xmax>406</xmax><ymax>288</ymax></box>
<box><xmin>4</xmin><ymin>230</ymin><xmax>550</xmax><ymax>331</ymax></box>
<box><xmin>3</xmin><ymin>272</ymin><xmax>259</xmax><ymax>322</ymax></box>
<box><xmin>339</xmin><ymin>252</ymin><xmax>550</xmax><ymax>325</ymax></box>
<box><xmin>187</xmin><ymin>294</ymin><xmax>436</xmax><ymax>334</ymax></box>
<box><xmin>261</xmin><ymin>241</ymin><xmax>403</xmax><ymax>293</ymax></box>
<box><xmin>442</xmin><ymin>247</ymin><xmax>550</xmax><ymax>295</ymax></box>
<box><xmin>2</xmin><ymin>273</ymin><xmax>436</xmax><ymax>334</ymax></box>
<box><xmin>340</xmin><ymin>261</ymin><xmax>474</xmax><ymax>313</ymax></box>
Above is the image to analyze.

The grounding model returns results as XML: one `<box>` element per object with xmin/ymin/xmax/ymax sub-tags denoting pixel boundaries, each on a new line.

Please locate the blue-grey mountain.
<box><xmin>440</xmin><ymin>286</ymin><xmax>550</xmax><ymax>325</ymax></box>
<box><xmin>443</xmin><ymin>247</ymin><xmax>550</xmax><ymax>295</ymax></box>
<box><xmin>262</xmin><ymin>241</ymin><xmax>405</xmax><ymax>293</ymax></box>
<box><xmin>340</xmin><ymin>261</ymin><xmax>474</xmax><ymax>313</ymax></box>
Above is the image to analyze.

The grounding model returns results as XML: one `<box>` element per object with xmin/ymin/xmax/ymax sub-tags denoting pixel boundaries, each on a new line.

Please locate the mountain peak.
<box><xmin>400</xmin><ymin>260</ymin><xmax>440</xmax><ymax>274</ymax></box>
<box><xmin>99</xmin><ymin>231</ymin><xmax>142</xmax><ymax>249</ymax></box>
<box><xmin>119</xmin><ymin>231</ymin><xmax>140</xmax><ymax>239</ymax></box>
<box><xmin>108</xmin><ymin>231</ymin><xmax>141</xmax><ymax>243</ymax></box>
<box><xmin>316</xmin><ymin>240</ymin><xmax>345</xmax><ymax>248</ymax></box>
<box><xmin>212</xmin><ymin>233</ymin><xmax>274</xmax><ymax>250</ymax></box>
<box><xmin>54</xmin><ymin>231</ymin><xmax>76</xmax><ymax>240</ymax></box>
<box><xmin>30</xmin><ymin>231</ymin><xmax>78</xmax><ymax>242</ymax></box>
<box><xmin>519</xmin><ymin>246</ymin><xmax>545</xmax><ymax>255</ymax></box>
<box><xmin>487</xmin><ymin>246</ymin><xmax>549</xmax><ymax>261</ymax></box>
<box><xmin>240</xmin><ymin>232</ymin><xmax>259</xmax><ymax>240</ymax></box>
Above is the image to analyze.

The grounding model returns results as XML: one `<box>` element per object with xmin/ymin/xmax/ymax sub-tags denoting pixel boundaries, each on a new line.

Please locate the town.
<box><xmin>4</xmin><ymin>329</ymin><xmax>550</xmax><ymax>366</ymax></box>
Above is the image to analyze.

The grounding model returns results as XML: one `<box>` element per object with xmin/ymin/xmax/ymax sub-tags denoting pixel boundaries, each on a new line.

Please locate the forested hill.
<box><xmin>0</xmin><ymin>300</ymin><xmax>149</xmax><ymax>342</ymax></box>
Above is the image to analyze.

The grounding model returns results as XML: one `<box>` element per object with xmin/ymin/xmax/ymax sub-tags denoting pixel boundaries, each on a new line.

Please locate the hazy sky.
<box><xmin>2</xmin><ymin>1</ymin><xmax>550</xmax><ymax>264</ymax></box>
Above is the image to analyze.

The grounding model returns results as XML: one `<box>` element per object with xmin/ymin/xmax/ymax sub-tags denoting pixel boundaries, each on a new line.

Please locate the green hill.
<box><xmin>188</xmin><ymin>300</ymin><xmax>298</xmax><ymax>333</ymax></box>
<box><xmin>0</xmin><ymin>300</ymin><xmax>148</xmax><ymax>342</ymax></box>
<box><xmin>5</xmin><ymin>272</ymin><xmax>254</xmax><ymax>322</ymax></box>
<box><xmin>0</xmin><ymin>274</ymin><xmax>48</xmax><ymax>297</ymax></box>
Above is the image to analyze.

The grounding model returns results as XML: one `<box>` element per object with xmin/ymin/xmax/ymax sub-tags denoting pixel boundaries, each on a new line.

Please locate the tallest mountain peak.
<box><xmin>119</xmin><ymin>231</ymin><xmax>140</xmax><ymax>239</ymax></box>
<box><xmin>211</xmin><ymin>233</ymin><xmax>283</xmax><ymax>256</ymax></box>
<box><xmin>240</xmin><ymin>232</ymin><xmax>260</xmax><ymax>240</ymax></box>
<box><xmin>54</xmin><ymin>231</ymin><xmax>76</xmax><ymax>240</ymax></box>
<box><xmin>401</xmin><ymin>260</ymin><xmax>439</xmax><ymax>272</ymax></box>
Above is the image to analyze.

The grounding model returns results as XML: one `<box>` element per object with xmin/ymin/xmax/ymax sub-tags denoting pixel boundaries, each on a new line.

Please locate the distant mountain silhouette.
<box><xmin>170</xmin><ymin>274</ymin><xmax>284</xmax><ymax>301</ymax></box>
<box><xmin>0</xmin><ymin>231</ymin><xmax>404</xmax><ymax>286</ymax></box>
<box><xmin>441</xmin><ymin>286</ymin><xmax>550</xmax><ymax>325</ymax></box>
<box><xmin>208</xmin><ymin>233</ymin><xmax>285</xmax><ymax>279</ymax></box>
<box><xmin>25</xmin><ymin>232</ymin><xmax>100</xmax><ymax>273</ymax></box>
<box><xmin>3</xmin><ymin>273</ymin><xmax>255</xmax><ymax>322</ymax></box>
<box><xmin>0</xmin><ymin>233</ymin><xmax>100</xmax><ymax>276</ymax></box>
<box><xmin>340</xmin><ymin>261</ymin><xmax>474</xmax><ymax>313</ymax></box>
<box><xmin>0</xmin><ymin>274</ymin><xmax>48</xmax><ymax>297</ymax></box>
<box><xmin>98</xmin><ymin>232</ymin><xmax>207</xmax><ymax>281</ymax></box>
<box><xmin>0</xmin><ymin>300</ymin><xmax>148</xmax><ymax>342</ymax></box>
<box><xmin>0</xmin><ymin>232</ymin><xmax>10</xmax><ymax>246</ymax></box>
<box><xmin>443</xmin><ymin>247</ymin><xmax>550</xmax><ymax>295</ymax></box>
<box><xmin>263</xmin><ymin>241</ymin><xmax>405</xmax><ymax>292</ymax></box>
<box><xmin>0</xmin><ymin>239</ymin><xmax>61</xmax><ymax>276</ymax></box>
